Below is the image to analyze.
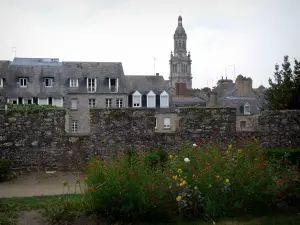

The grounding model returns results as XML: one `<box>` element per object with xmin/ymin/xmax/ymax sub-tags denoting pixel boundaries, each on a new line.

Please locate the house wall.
<box><xmin>66</xmin><ymin>94</ymin><xmax>128</xmax><ymax>133</ymax></box>
<box><xmin>155</xmin><ymin>113</ymin><xmax>178</xmax><ymax>132</ymax></box>
<box><xmin>236</xmin><ymin>115</ymin><xmax>258</xmax><ymax>132</ymax></box>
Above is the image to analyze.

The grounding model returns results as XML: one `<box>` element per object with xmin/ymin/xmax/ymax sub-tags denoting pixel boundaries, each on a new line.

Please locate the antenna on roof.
<box><xmin>153</xmin><ymin>56</ymin><xmax>156</xmax><ymax>75</ymax></box>
<box><xmin>12</xmin><ymin>47</ymin><xmax>17</xmax><ymax>58</ymax></box>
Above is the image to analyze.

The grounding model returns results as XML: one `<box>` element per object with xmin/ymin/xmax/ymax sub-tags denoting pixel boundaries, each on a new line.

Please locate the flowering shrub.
<box><xmin>84</xmin><ymin>153</ymin><xmax>175</xmax><ymax>223</ymax></box>
<box><xmin>169</xmin><ymin>140</ymin><xmax>298</xmax><ymax>218</ymax></box>
<box><xmin>83</xmin><ymin>140</ymin><xmax>299</xmax><ymax>222</ymax></box>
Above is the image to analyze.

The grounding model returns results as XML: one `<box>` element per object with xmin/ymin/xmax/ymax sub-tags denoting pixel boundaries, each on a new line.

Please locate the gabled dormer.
<box><xmin>132</xmin><ymin>90</ymin><xmax>142</xmax><ymax>107</ymax></box>
<box><xmin>244</xmin><ymin>102</ymin><xmax>251</xmax><ymax>115</ymax></box>
<box><xmin>160</xmin><ymin>90</ymin><xmax>169</xmax><ymax>108</ymax></box>
<box><xmin>147</xmin><ymin>90</ymin><xmax>156</xmax><ymax>108</ymax></box>
<box><xmin>109</xmin><ymin>78</ymin><xmax>119</xmax><ymax>93</ymax></box>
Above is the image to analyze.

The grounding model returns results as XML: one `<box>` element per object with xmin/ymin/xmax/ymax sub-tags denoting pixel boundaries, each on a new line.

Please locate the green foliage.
<box><xmin>0</xmin><ymin>159</ymin><xmax>10</xmax><ymax>181</ymax></box>
<box><xmin>264</xmin><ymin>55</ymin><xmax>300</xmax><ymax>110</ymax></box>
<box><xmin>1</xmin><ymin>104</ymin><xmax>62</xmax><ymax>116</ymax></box>
<box><xmin>83</xmin><ymin>152</ymin><xmax>174</xmax><ymax>223</ymax></box>
<box><xmin>169</xmin><ymin>141</ymin><xmax>298</xmax><ymax>219</ymax></box>
<box><xmin>145</xmin><ymin>149</ymin><xmax>169</xmax><ymax>170</ymax></box>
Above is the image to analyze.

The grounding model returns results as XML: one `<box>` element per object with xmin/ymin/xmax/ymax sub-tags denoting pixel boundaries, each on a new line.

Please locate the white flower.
<box><xmin>184</xmin><ymin>158</ymin><xmax>190</xmax><ymax>163</ymax></box>
<box><xmin>192</xmin><ymin>143</ymin><xmax>197</xmax><ymax>147</ymax></box>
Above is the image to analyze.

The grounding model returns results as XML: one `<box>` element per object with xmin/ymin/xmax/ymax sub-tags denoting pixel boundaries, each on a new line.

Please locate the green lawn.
<box><xmin>0</xmin><ymin>194</ymin><xmax>299</xmax><ymax>225</ymax></box>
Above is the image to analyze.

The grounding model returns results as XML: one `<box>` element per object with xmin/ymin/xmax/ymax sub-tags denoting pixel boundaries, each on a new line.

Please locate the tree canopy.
<box><xmin>263</xmin><ymin>55</ymin><xmax>300</xmax><ymax>110</ymax></box>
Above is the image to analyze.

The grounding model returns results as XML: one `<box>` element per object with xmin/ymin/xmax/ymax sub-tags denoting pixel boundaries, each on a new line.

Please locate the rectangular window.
<box><xmin>89</xmin><ymin>98</ymin><xmax>96</xmax><ymax>108</ymax></box>
<box><xmin>116</xmin><ymin>98</ymin><xmax>123</xmax><ymax>108</ymax></box>
<box><xmin>147</xmin><ymin>95</ymin><xmax>155</xmax><ymax>108</ymax></box>
<box><xmin>160</xmin><ymin>96</ymin><xmax>169</xmax><ymax>108</ymax></box>
<box><xmin>87</xmin><ymin>78</ymin><xmax>96</xmax><ymax>92</ymax></box>
<box><xmin>109</xmin><ymin>78</ymin><xmax>117</xmax><ymax>92</ymax></box>
<box><xmin>19</xmin><ymin>78</ymin><xmax>27</xmax><ymax>87</ymax></box>
<box><xmin>72</xmin><ymin>120</ymin><xmax>78</xmax><ymax>133</ymax></box>
<box><xmin>48</xmin><ymin>97</ymin><xmax>53</xmax><ymax>105</ymax></box>
<box><xmin>133</xmin><ymin>96</ymin><xmax>141</xmax><ymax>107</ymax></box>
<box><xmin>71</xmin><ymin>99</ymin><xmax>78</xmax><ymax>110</ymax></box>
<box><xmin>70</xmin><ymin>79</ymin><xmax>78</xmax><ymax>87</ymax></box>
<box><xmin>240</xmin><ymin>121</ymin><xmax>246</xmax><ymax>129</ymax></box>
<box><xmin>105</xmin><ymin>98</ymin><xmax>112</xmax><ymax>108</ymax></box>
<box><xmin>164</xmin><ymin>118</ymin><xmax>171</xmax><ymax>129</ymax></box>
<box><xmin>45</xmin><ymin>78</ymin><xmax>53</xmax><ymax>87</ymax></box>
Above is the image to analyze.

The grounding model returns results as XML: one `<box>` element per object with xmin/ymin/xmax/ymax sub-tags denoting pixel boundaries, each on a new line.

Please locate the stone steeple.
<box><xmin>169</xmin><ymin>16</ymin><xmax>192</xmax><ymax>91</ymax></box>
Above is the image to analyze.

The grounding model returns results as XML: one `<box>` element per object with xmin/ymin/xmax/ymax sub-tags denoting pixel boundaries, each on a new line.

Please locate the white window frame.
<box><xmin>71</xmin><ymin>99</ymin><xmax>78</xmax><ymax>110</ymax></box>
<box><xmin>109</xmin><ymin>78</ymin><xmax>119</xmax><ymax>93</ymax></box>
<box><xmin>160</xmin><ymin>91</ymin><xmax>169</xmax><ymax>108</ymax></box>
<box><xmin>23</xmin><ymin>98</ymin><xmax>33</xmax><ymax>104</ymax></box>
<box><xmin>244</xmin><ymin>102</ymin><xmax>251</xmax><ymax>115</ymax></box>
<box><xmin>87</xmin><ymin>78</ymin><xmax>97</xmax><ymax>93</ymax></box>
<box><xmin>147</xmin><ymin>91</ymin><xmax>156</xmax><ymax>108</ymax></box>
<box><xmin>37</xmin><ymin>98</ymin><xmax>49</xmax><ymax>105</ymax></box>
<box><xmin>0</xmin><ymin>78</ymin><xmax>3</xmax><ymax>87</ymax></box>
<box><xmin>163</xmin><ymin>117</ymin><xmax>171</xmax><ymax>129</ymax></box>
<box><xmin>19</xmin><ymin>78</ymin><xmax>28</xmax><ymax>87</ymax></box>
<box><xmin>132</xmin><ymin>91</ymin><xmax>142</xmax><ymax>107</ymax></box>
<box><xmin>89</xmin><ymin>98</ymin><xmax>96</xmax><ymax>108</ymax></box>
<box><xmin>70</xmin><ymin>79</ymin><xmax>79</xmax><ymax>87</ymax></box>
<box><xmin>7</xmin><ymin>98</ymin><xmax>18</xmax><ymax>104</ymax></box>
<box><xmin>71</xmin><ymin>120</ymin><xmax>78</xmax><ymax>133</ymax></box>
<box><xmin>45</xmin><ymin>78</ymin><xmax>53</xmax><ymax>87</ymax></box>
<box><xmin>105</xmin><ymin>98</ymin><xmax>112</xmax><ymax>108</ymax></box>
<box><xmin>116</xmin><ymin>98</ymin><xmax>123</xmax><ymax>108</ymax></box>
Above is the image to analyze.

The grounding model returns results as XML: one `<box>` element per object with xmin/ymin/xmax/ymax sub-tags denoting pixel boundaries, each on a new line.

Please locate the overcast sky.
<box><xmin>0</xmin><ymin>0</ymin><xmax>299</xmax><ymax>89</ymax></box>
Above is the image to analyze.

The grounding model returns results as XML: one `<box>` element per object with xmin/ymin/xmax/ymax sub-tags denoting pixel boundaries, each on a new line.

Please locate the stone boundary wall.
<box><xmin>258</xmin><ymin>110</ymin><xmax>300</xmax><ymax>148</ymax></box>
<box><xmin>1</xmin><ymin>108</ymin><xmax>299</xmax><ymax>170</ymax></box>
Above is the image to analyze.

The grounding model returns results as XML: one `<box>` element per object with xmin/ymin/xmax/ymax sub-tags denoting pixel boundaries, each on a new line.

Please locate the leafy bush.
<box><xmin>145</xmin><ymin>149</ymin><xmax>169</xmax><ymax>170</ymax></box>
<box><xmin>262</xmin><ymin>148</ymin><xmax>300</xmax><ymax>169</ymax></box>
<box><xmin>0</xmin><ymin>159</ymin><xmax>10</xmax><ymax>181</ymax></box>
<box><xmin>169</xmin><ymin>140</ymin><xmax>298</xmax><ymax>219</ymax></box>
<box><xmin>84</xmin><ymin>152</ymin><xmax>175</xmax><ymax>223</ymax></box>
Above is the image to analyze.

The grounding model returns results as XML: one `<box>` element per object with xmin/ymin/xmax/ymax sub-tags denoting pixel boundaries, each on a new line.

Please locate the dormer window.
<box><xmin>87</xmin><ymin>78</ymin><xmax>96</xmax><ymax>93</ymax></box>
<box><xmin>147</xmin><ymin>91</ymin><xmax>156</xmax><ymax>108</ymax></box>
<box><xmin>244</xmin><ymin>102</ymin><xmax>251</xmax><ymax>115</ymax></box>
<box><xmin>19</xmin><ymin>78</ymin><xmax>27</xmax><ymax>87</ymax></box>
<box><xmin>160</xmin><ymin>91</ymin><xmax>169</xmax><ymax>108</ymax></box>
<box><xmin>109</xmin><ymin>78</ymin><xmax>118</xmax><ymax>93</ymax></box>
<box><xmin>132</xmin><ymin>90</ymin><xmax>142</xmax><ymax>107</ymax></box>
<box><xmin>70</xmin><ymin>79</ymin><xmax>78</xmax><ymax>87</ymax></box>
<box><xmin>45</xmin><ymin>78</ymin><xmax>53</xmax><ymax>87</ymax></box>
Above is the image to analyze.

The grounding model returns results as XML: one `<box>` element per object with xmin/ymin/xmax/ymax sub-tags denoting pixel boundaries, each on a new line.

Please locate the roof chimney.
<box><xmin>156</xmin><ymin>73</ymin><xmax>159</xmax><ymax>76</ymax></box>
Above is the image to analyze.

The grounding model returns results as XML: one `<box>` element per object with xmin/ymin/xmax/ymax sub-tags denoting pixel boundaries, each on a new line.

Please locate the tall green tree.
<box><xmin>264</xmin><ymin>55</ymin><xmax>300</xmax><ymax>110</ymax></box>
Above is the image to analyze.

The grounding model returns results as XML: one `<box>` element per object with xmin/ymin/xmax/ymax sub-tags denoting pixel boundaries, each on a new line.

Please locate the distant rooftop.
<box><xmin>10</xmin><ymin>57</ymin><xmax>61</xmax><ymax>66</ymax></box>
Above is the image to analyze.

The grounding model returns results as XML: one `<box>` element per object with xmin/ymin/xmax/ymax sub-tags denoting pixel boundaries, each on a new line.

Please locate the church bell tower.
<box><xmin>169</xmin><ymin>16</ymin><xmax>192</xmax><ymax>91</ymax></box>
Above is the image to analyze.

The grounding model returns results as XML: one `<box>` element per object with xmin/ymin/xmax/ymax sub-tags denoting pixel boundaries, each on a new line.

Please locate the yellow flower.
<box><xmin>169</xmin><ymin>154</ymin><xmax>173</xmax><ymax>159</ymax></box>
<box><xmin>209</xmin><ymin>184</ymin><xmax>212</xmax><ymax>187</ymax></box>
<box><xmin>228</xmin><ymin>144</ymin><xmax>232</xmax><ymax>149</ymax></box>
<box><xmin>176</xmin><ymin>196</ymin><xmax>182</xmax><ymax>201</ymax></box>
<box><xmin>169</xmin><ymin>185</ymin><xmax>172</xmax><ymax>189</ymax></box>
<box><xmin>225</xmin><ymin>178</ymin><xmax>230</xmax><ymax>183</ymax></box>
<box><xmin>180</xmin><ymin>180</ymin><xmax>187</xmax><ymax>187</ymax></box>
<box><xmin>172</xmin><ymin>175</ymin><xmax>178</xmax><ymax>180</ymax></box>
<box><xmin>194</xmin><ymin>186</ymin><xmax>198</xmax><ymax>190</ymax></box>
<box><xmin>238</xmin><ymin>149</ymin><xmax>242</xmax><ymax>153</ymax></box>
<box><xmin>216</xmin><ymin>175</ymin><xmax>220</xmax><ymax>179</ymax></box>
<box><xmin>177</xmin><ymin>168</ymin><xmax>183</xmax><ymax>174</ymax></box>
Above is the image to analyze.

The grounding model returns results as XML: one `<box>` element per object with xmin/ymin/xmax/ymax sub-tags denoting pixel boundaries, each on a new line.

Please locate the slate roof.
<box><xmin>217</xmin><ymin>96</ymin><xmax>261</xmax><ymax>116</ymax></box>
<box><xmin>126</xmin><ymin>75</ymin><xmax>169</xmax><ymax>95</ymax></box>
<box><xmin>172</xmin><ymin>97</ymin><xmax>206</xmax><ymax>107</ymax></box>
<box><xmin>2</xmin><ymin>58</ymin><xmax>128</xmax><ymax>98</ymax></box>
<box><xmin>125</xmin><ymin>75</ymin><xmax>175</xmax><ymax>113</ymax></box>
